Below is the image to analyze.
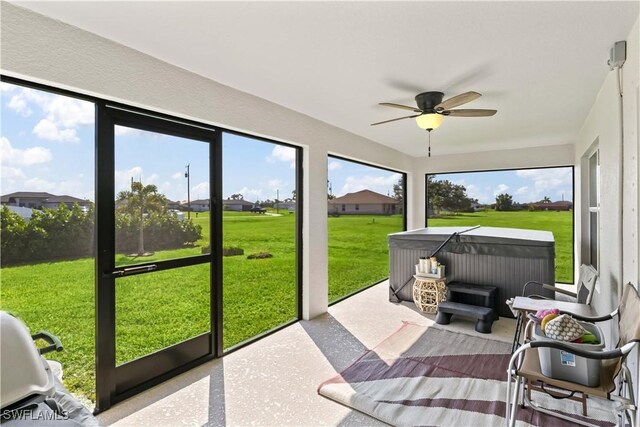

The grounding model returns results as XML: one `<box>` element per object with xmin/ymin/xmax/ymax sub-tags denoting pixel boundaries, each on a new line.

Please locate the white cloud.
<box><xmin>340</xmin><ymin>173</ymin><xmax>400</xmax><ymax>196</ymax></box>
<box><xmin>515</xmin><ymin>168</ymin><xmax>572</xmax><ymax>202</ymax></box>
<box><xmin>7</xmin><ymin>88</ymin><xmax>94</xmax><ymax>143</ymax></box>
<box><xmin>172</xmin><ymin>172</ymin><xmax>183</xmax><ymax>180</ymax></box>
<box><xmin>0</xmin><ymin>136</ymin><xmax>52</xmax><ymax>166</ymax></box>
<box><xmin>1</xmin><ymin>166</ymin><xmax>25</xmax><ymax>180</ymax></box>
<box><xmin>515</xmin><ymin>186</ymin><xmax>529</xmax><ymax>195</ymax></box>
<box><xmin>23</xmin><ymin>177</ymin><xmax>57</xmax><ymax>192</ymax></box>
<box><xmin>44</xmin><ymin>94</ymin><xmax>94</xmax><ymax>128</ymax></box>
<box><xmin>115</xmin><ymin>166</ymin><xmax>143</xmax><ymax>193</ymax></box>
<box><xmin>493</xmin><ymin>184</ymin><xmax>510</xmax><ymax>196</ymax></box>
<box><xmin>191</xmin><ymin>182</ymin><xmax>210</xmax><ymax>200</ymax></box>
<box><xmin>463</xmin><ymin>184</ymin><xmax>492</xmax><ymax>204</ymax></box>
<box><xmin>328</xmin><ymin>161</ymin><xmax>342</xmax><ymax>171</ymax></box>
<box><xmin>8</xmin><ymin>94</ymin><xmax>32</xmax><ymax>116</ymax></box>
<box><xmin>0</xmin><ymin>82</ymin><xmax>16</xmax><ymax>93</ymax></box>
<box><xmin>146</xmin><ymin>173</ymin><xmax>160</xmax><ymax>184</ymax></box>
<box><xmin>235</xmin><ymin>186</ymin><xmax>263</xmax><ymax>202</ymax></box>
<box><xmin>266</xmin><ymin>145</ymin><xmax>296</xmax><ymax>168</ymax></box>
<box><xmin>33</xmin><ymin>119</ymin><xmax>79</xmax><ymax>142</ymax></box>
<box><xmin>267</xmin><ymin>178</ymin><xmax>284</xmax><ymax>191</ymax></box>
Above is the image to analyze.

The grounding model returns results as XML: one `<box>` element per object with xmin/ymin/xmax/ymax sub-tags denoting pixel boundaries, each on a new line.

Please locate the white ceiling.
<box><xmin>14</xmin><ymin>1</ymin><xmax>639</xmax><ymax>157</ymax></box>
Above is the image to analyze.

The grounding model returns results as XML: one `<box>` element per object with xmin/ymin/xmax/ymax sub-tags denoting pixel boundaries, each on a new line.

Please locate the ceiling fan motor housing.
<box><xmin>415</xmin><ymin>91</ymin><xmax>444</xmax><ymax>113</ymax></box>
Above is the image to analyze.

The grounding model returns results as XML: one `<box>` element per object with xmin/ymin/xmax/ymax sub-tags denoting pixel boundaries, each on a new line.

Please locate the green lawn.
<box><xmin>427</xmin><ymin>210</ymin><xmax>573</xmax><ymax>283</ymax></box>
<box><xmin>0</xmin><ymin>209</ymin><xmax>571</xmax><ymax>403</ymax></box>
<box><xmin>1</xmin><ymin>210</ymin><xmax>299</xmax><ymax>402</ymax></box>
<box><xmin>328</xmin><ymin>215</ymin><xmax>403</xmax><ymax>302</ymax></box>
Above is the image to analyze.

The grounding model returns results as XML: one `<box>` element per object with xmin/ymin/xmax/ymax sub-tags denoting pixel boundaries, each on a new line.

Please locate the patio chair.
<box><xmin>523</xmin><ymin>264</ymin><xmax>598</xmax><ymax>304</ymax></box>
<box><xmin>510</xmin><ymin>264</ymin><xmax>598</xmax><ymax>352</ymax></box>
<box><xmin>506</xmin><ymin>282</ymin><xmax>640</xmax><ymax>427</ymax></box>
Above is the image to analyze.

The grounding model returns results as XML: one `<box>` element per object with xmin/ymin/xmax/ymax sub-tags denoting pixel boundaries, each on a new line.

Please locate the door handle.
<box><xmin>111</xmin><ymin>264</ymin><xmax>158</xmax><ymax>277</ymax></box>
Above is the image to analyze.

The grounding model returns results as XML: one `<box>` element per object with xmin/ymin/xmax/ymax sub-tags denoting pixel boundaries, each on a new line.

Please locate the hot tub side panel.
<box><xmin>389</xmin><ymin>236</ymin><xmax>555</xmax><ymax>318</ymax></box>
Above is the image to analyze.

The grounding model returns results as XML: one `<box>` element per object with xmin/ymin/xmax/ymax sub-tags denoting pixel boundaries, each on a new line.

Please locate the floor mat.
<box><xmin>318</xmin><ymin>322</ymin><xmax>616</xmax><ymax>427</ymax></box>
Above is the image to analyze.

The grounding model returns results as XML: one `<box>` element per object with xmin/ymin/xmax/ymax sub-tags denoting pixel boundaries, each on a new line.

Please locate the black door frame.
<box><xmin>1</xmin><ymin>75</ymin><xmax>303</xmax><ymax>414</ymax></box>
<box><xmin>95</xmin><ymin>104</ymin><xmax>220</xmax><ymax>410</ymax></box>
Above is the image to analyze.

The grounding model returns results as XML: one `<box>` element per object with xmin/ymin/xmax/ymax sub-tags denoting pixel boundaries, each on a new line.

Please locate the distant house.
<box><xmin>276</xmin><ymin>200</ymin><xmax>296</xmax><ymax>211</ymax></box>
<box><xmin>223</xmin><ymin>199</ymin><xmax>254</xmax><ymax>212</ymax></box>
<box><xmin>1</xmin><ymin>192</ymin><xmax>91</xmax><ymax>210</ymax></box>
<box><xmin>5</xmin><ymin>205</ymin><xmax>34</xmax><ymax>220</ymax></box>
<box><xmin>167</xmin><ymin>200</ymin><xmax>181</xmax><ymax>210</ymax></box>
<box><xmin>533</xmin><ymin>200</ymin><xmax>573</xmax><ymax>211</ymax></box>
<box><xmin>328</xmin><ymin>189</ymin><xmax>402</xmax><ymax>215</ymax></box>
<box><xmin>189</xmin><ymin>199</ymin><xmax>210</xmax><ymax>212</ymax></box>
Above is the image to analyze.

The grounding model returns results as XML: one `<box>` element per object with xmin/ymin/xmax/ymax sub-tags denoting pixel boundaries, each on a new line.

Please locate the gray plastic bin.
<box><xmin>388</xmin><ymin>226</ymin><xmax>555</xmax><ymax>317</ymax></box>
<box><xmin>531</xmin><ymin>321</ymin><xmax>604</xmax><ymax>387</ymax></box>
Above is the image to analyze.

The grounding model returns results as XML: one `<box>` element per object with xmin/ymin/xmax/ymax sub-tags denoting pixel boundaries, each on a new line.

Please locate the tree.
<box><xmin>393</xmin><ymin>178</ymin><xmax>404</xmax><ymax>202</ymax></box>
<box><xmin>542</xmin><ymin>196</ymin><xmax>551</xmax><ymax>203</ymax></box>
<box><xmin>117</xmin><ymin>181</ymin><xmax>167</xmax><ymax>256</ymax></box>
<box><xmin>495</xmin><ymin>193</ymin><xmax>514</xmax><ymax>211</ymax></box>
<box><xmin>427</xmin><ymin>176</ymin><xmax>473</xmax><ymax>216</ymax></box>
<box><xmin>229</xmin><ymin>193</ymin><xmax>244</xmax><ymax>200</ymax></box>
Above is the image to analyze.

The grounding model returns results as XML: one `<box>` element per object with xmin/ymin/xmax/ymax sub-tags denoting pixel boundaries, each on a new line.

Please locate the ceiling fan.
<box><xmin>371</xmin><ymin>91</ymin><xmax>497</xmax><ymax>156</ymax></box>
<box><xmin>371</xmin><ymin>91</ymin><xmax>497</xmax><ymax>129</ymax></box>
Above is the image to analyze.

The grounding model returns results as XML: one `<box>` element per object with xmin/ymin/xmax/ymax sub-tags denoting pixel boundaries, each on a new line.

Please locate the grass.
<box><xmin>0</xmin><ymin>210</ymin><xmax>299</xmax><ymax>402</ymax></box>
<box><xmin>328</xmin><ymin>215</ymin><xmax>404</xmax><ymax>302</ymax></box>
<box><xmin>427</xmin><ymin>210</ymin><xmax>573</xmax><ymax>283</ymax></box>
<box><xmin>0</xmin><ymin>209</ymin><xmax>571</xmax><ymax>402</ymax></box>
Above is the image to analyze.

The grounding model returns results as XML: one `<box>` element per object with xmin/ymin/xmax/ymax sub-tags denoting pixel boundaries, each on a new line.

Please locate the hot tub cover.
<box><xmin>388</xmin><ymin>226</ymin><xmax>555</xmax><ymax>259</ymax></box>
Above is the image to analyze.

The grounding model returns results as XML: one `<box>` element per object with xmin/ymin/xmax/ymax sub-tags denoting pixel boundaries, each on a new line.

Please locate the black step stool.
<box><xmin>446</xmin><ymin>282</ymin><xmax>499</xmax><ymax>320</ymax></box>
<box><xmin>435</xmin><ymin>301</ymin><xmax>495</xmax><ymax>333</ymax></box>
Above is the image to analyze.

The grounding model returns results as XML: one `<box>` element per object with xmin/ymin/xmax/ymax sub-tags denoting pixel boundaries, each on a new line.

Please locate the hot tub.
<box><xmin>388</xmin><ymin>226</ymin><xmax>555</xmax><ymax>318</ymax></box>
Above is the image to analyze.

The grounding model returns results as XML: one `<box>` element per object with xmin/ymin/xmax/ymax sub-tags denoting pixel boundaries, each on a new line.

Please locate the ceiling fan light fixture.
<box><xmin>416</xmin><ymin>113</ymin><xmax>444</xmax><ymax>130</ymax></box>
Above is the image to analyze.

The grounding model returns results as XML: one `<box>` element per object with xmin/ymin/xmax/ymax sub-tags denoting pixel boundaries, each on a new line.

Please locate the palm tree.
<box><xmin>117</xmin><ymin>181</ymin><xmax>167</xmax><ymax>255</ymax></box>
<box><xmin>542</xmin><ymin>196</ymin><xmax>551</xmax><ymax>203</ymax></box>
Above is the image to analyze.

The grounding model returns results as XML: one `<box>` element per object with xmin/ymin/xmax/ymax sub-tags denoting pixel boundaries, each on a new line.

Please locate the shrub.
<box><xmin>223</xmin><ymin>247</ymin><xmax>244</xmax><ymax>256</ymax></box>
<box><xmin>1</xmin><ymin>204</ymin><xmax>201</xmax><ymax>266</ymax></box>
<box><xmin>247</xmin><ymin>252</ymin><xmax>273</xmax><ymax>260</ymax></box>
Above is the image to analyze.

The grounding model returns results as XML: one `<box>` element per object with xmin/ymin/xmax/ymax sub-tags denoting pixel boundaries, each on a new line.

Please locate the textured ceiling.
<box><xmin>14</xmin><ymin>1</ymin><xmax>639</xmax><ymax>157</ymax></box>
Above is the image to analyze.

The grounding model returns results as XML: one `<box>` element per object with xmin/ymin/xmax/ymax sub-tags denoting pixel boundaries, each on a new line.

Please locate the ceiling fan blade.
<box><xmin>435</xmin><ymin>91</ymin><xmax>481</xmax><ymax>110</ymax></box>
<box><xmin>444</xmin><ymin>109</ymin><xmax>497</xmax><ymax>117</ymax></box>
<box><xmin>379</xmin><ymin>102</ymin><xmax>423</xmax><ymax>113</ymax></box>
<box><xmin>371</xmin><ymin>114</ymin><xmax>421</xmax><ymax>126</ymax></box>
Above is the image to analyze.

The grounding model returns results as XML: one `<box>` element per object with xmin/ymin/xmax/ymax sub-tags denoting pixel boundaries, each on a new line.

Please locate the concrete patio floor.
<box><xmin>97</xmin><ymin>281</ymin><xmax>517</xmax><ymax>426</ymax></box>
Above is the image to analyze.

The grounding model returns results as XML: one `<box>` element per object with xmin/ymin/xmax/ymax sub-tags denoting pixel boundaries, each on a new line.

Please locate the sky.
<box><xmin>1</xmin><ymin>82</ymin><xmax>571</xmax><ymax>205</ymax></box>
<box><xmin>1</xmin><ymin>82</ymin><xmax>400</xmax><ymax>203</ymax></box>
<box><xmin>430</xmin><ymin>167</ymin><xmax>573</xmax><ymax>205</ymax></box>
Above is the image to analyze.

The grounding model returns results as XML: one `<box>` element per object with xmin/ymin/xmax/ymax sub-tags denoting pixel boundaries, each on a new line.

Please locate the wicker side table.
<box><xmin>412</xmin><ymin>276</ymin><xmax>447</xmax><ymax>313</ymax></box>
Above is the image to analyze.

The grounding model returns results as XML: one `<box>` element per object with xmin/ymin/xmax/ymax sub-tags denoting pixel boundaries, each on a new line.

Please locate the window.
<box><xmin>426</xmin><ymin>166</ymin><xmax>574</xmax><ymax>283</ymax></box>
<box><xmin>222</xmin><ymin>133</ymin><xmax>300</xmax><ymax>349</ymax></box>
<box><xmin>588</xmin><ymin>150</ymin><xmax>599</xmax><ymax>270</ymax></box>
<box><xmin>327</xmin><ymin>156</ymin><xmax>406</xmax><ymax>302</ymax></box>
<box><xmin>0</xmin><ymin>77</ymin><xmax>303</xmax><ymax>409</ymax></box>
<box><xmin>0</xmin><ymin>82</ymin><xmax>96</xmax><ymax>402</ymax></box>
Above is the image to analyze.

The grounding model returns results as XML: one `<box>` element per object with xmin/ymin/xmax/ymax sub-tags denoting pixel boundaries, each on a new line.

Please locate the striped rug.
<box><xmin>318</xmin><ymin>322</ymin><xmax>617</xmax><ymax>426</ymax></box>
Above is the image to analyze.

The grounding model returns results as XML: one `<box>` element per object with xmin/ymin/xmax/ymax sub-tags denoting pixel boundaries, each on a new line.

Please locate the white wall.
<box><xmin>0</xmin><ymin>2</ymin><xmax>414</xmax><ymax>320</ymax></box>
<box><xmin>409</xmin><ymin>144</ymin><xmax>575</xmax><ymax>229</ymax></box>
<box><xmin>575</xmin><ymin>16</ymin><xmax>639</xmax><ymax>406</ymax></box>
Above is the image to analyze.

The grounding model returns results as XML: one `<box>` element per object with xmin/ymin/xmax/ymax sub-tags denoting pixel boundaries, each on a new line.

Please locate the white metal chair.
<box><xmin>510</xmin><ymin>264</ymin><xmax>599</xmax><ymax>352</ymax></box>
<box><xmin>523</xmin><ymin>264</ymin><xmax>598</xmax><ymax>304</ymax></box>
<box><xmin>506</xmin><ymin>282</ymin><xmax>640</xmax><ymax>427</ymax></box>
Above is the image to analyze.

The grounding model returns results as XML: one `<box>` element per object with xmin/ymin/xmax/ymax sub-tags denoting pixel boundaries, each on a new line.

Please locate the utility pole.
<box><xmin>185</xmin><ymin>164</ymin><xmax>191</xmax><ymax>219</ymax></box>
<box><xmin>276</xmin><ymin>189</ymin><xmax>279</xmax><ymax>214</ymax></box>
